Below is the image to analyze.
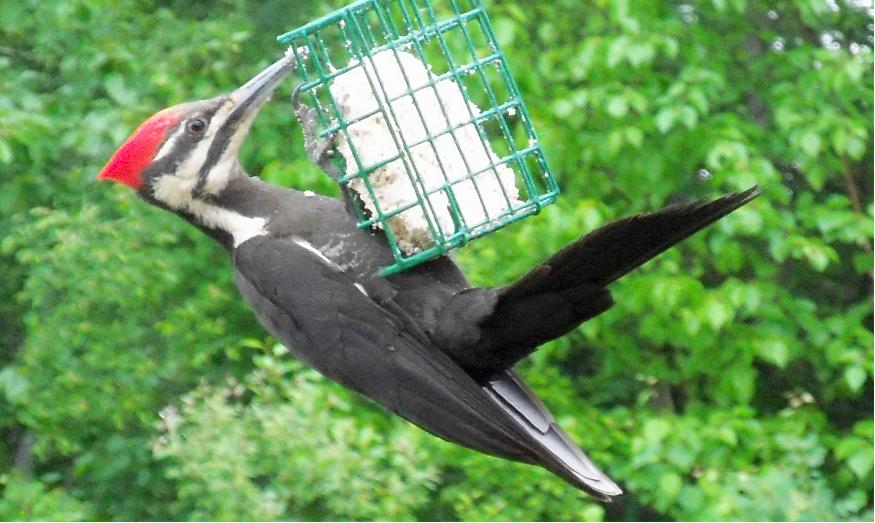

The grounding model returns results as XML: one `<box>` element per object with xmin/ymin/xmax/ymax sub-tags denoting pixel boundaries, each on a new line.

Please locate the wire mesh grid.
<box><xmin>278</xmin><ymin>0</ymin><xmax>559</xmax><ymax>276</ymax></box>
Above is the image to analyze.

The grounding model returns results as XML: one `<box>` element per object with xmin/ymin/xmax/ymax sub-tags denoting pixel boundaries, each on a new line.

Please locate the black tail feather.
<box><xmin>437</xmin><ymin>188</ymin><xmax>761</xmax><ymax>378</ymax></box>
<box><xmin>466</xmin><ymin>187</ymin><xmax>761</xmax><ymax>375</ymax></box>
<box><xmin>502</xmin><ymin>186</ymin><xmax>761</xmax><ymax>303</ymax></box>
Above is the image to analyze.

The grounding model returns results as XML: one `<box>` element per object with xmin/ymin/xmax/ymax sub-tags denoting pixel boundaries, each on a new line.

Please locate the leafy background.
<box><xmin>0</xmin><ymin>0</ymin><xmax>872</xmax><ymax>520</ymax></box>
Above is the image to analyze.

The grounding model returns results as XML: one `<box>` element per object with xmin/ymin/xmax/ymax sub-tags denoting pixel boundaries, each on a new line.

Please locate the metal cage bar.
<box><xmin>278</xmin><ymin>0</ymin><xmax>559</xmax><ymax>276</ymax></box>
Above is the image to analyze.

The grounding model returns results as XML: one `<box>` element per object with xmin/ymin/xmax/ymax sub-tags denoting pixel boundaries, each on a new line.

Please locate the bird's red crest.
<box><xmin>97</xmin><ymin>108</ymin><xmax>182</xmax><ymax>190</ymax></box>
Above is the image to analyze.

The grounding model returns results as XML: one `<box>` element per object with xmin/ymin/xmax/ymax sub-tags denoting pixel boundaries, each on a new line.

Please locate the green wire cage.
<box><xmin>278</xmin><ymin>0</ymin><xmax>559</xmax><ymax>276</ymax></box>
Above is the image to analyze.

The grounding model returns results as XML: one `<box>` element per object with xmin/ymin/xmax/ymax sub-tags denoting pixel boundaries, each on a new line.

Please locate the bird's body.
<box><xmin>177</xmin><ymin>170</ymin><xmax>627</xmax><ymax>498</ymax></box>
<box><xmin>98</xmin><ymin>53</ymin><xmax>759</xmax><ymax>500</ymax></box>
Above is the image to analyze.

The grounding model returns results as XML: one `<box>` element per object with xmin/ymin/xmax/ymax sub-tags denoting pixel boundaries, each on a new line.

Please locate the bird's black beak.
<box><xmin>228</xmin><ymin>51</ymin><xmax>298</xmax><ymax>116</ymax></box>
<box><xmin>218</xmin><ymin>51</ymin><xmax>301</xmax><ymax>152</ymax></box>
<box><xmin>192</xmin><ymin>52</ymin><xmax>299</xmax><ymax>196</ymax></box>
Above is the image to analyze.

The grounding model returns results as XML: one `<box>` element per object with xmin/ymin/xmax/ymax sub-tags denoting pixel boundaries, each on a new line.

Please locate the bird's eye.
<box><xmin>186</xmin><ymin>117</ymin><xmax>207</xmax><ymax>136</ymax></box>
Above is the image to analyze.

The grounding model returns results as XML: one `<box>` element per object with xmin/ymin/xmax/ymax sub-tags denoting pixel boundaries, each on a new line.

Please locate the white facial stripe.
<box><xmin>152</xmin><ymin>174</ymin><xmax>199</xmax><ymax>210</ymax></box>
<box><xmin>147</xmin><ymin>102</ymin><xmax>269</xmax><ymax>248</ymax></box>
<box><xmin>200</xmin><ymin>112</ymin><xmax>251</xmax><ymax>195</ymax></box>
<box><xmin>203</xmin><ymin>156</ymin><xmax>236</xmax><ymax>194</ymax></box>
<box><xmin>173</xmin><ymin>130</ymin><xmax>216</xmax><ymax>181</ymax></box>
<box><xmin>157</xmin><ymin>103</ymin><xmax>235</xmax><ymax>180</ymax></box>
<box><xmin>153</xmin><ymin>125</ymin><xmax>187</xmax><ymax>162</ymax></box>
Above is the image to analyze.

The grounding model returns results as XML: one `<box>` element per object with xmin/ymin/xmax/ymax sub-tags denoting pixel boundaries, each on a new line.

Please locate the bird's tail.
<box><xmin>504</xmin><ymin>186</ymin><xmax>761</xmax><ymax>295</ymax></box>
<box><xmin>472</xmin><ymin>187</ymin><xmax>761</xmax><ymax>374</ymax></box>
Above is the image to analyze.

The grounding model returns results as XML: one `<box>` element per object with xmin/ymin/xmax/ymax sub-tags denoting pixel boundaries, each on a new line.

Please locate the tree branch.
<box><xmin>0</xmin><ymin>45</ymin><xmax>51</xmax><ymax>71</ymax></box>
<box><xmin>841</xmin><ymin>156</ymin><xmax>864</xmax><ymax>213</ymax></box>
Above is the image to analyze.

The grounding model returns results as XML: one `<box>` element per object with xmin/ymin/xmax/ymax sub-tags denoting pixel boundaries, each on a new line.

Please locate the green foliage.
<box><xmin>1</xmin><ymin>0</ymin><xmax>872</xmax><ymax>520</ymax></box>
<box><xmin>0</xmin><ymin>474</ymin><xmax>93</xmax><ymax>521</ymax></box>
<box><xmin>155</xmin><ymin>349</ymin><xmax>438</xmax><ymax>520</ymax></box>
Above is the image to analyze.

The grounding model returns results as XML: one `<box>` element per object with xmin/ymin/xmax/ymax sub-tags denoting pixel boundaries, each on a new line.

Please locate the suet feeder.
<box><xmin>278</xmin><ymin>0</ymin><xmax>559</xmax><ymax>276</ymax></box>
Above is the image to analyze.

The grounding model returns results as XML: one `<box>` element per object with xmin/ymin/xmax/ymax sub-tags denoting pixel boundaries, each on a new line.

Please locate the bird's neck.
<box><xmin>169</xmin><ymin>168</ymin><xmax>287</xmax><ymax>250</ymax></box>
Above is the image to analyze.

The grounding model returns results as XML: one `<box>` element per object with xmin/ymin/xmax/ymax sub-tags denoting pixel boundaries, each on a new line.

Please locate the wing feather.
<box><xmin>233</xmin><ymin>235</ymin><xmax>530</xmax><ymax>460</ymax></box>
<box><xmin>233</xmin><ymin>235</ymin><xmax>622</xmax><ymax>498</ymax></box>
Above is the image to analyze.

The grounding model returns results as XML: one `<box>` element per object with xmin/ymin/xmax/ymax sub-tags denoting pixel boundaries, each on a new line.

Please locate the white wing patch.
<box><xmin>293</xmin><ymin>239</ymin><xmax>366</xmax><ymax>294</ymax></box>
<box><xmin>293</xmin><ymin>238</ymin><xmax>337</xmax><ymax>267</ymax></box>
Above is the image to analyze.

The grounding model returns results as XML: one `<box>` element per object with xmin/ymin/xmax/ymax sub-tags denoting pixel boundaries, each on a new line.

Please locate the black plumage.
<box><xmin>98</xmin><ymin>54</ymin><xmax>761</xmax><ymax>500</ymax></box>
<box><xmin>215</xmin><ymin>175</ymin><xmax>759</xmax><ymax>499</ymax></box>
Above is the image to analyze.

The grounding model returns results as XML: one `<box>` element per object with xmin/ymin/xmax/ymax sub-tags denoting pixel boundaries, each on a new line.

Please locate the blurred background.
<box><xmin>0</xmin><ymin>0</ymin><xmax>872</xmax><ymax>520</ymax></box>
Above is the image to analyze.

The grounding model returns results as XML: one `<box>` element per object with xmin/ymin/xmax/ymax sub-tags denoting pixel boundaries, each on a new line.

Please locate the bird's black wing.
<box><xmin>233</xmin><ymin>234</ymin><xmax>623</xmax><ymax>499</ymax></box>
<box><xmin>232</xmin><ymin>234</ymin><xmax>531</xmax><ymax>460</ymax></box>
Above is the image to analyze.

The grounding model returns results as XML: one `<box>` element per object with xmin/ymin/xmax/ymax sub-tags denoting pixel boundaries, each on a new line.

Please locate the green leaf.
<box><xmin>847</xmin><ymin>450</ymin><xmax>874</xmax><ymax>479</ymax></box>
<box><xmin>660</xmin><ymin>472</ymin><xmax>683</xmax><ymax>501</ymax></box>
<box><xmin>552</xmin><ymin>98</ymin><xmax>575</xmax><ymax>118</ymax></box>
<box><xmin>0</xmin><ymin>367</ymin><xmax>29</xmax><ymax>403</ymax></box>
<box><xmin>492</xmin><ymin>17</ymin><xmax>516</xmax><ymax>47</ymax></box>
<box><xmin>844</xmin><ymin>366</ymin><xmax>867</xmax><ymax>393</ymax></box>
<box><xmin>799</xmin><ymin>131</ymin><xmax>822</xmax><ymax>157</ymax></box>
<box><xmin>0</xmin><ymin>140</ymin><xmax>12</xmax><ymax>164</ymax></box>
<box><xmin>607</xmin><ymin>37</ymin><xmax>627</xmax><ymax>68</ymax></box>
<box><xmin>607</xmin><ymin>96</ymin><xmax>629</xmax><ymax>118</ymax></box>
<box><xmin>801</xmin><ymin>241</ymin><xmax>834</xmax><ymax>271</ymax></box>
<box><xmin>755</xmin><ymin>338</ymin><xmax>790</xmax><ymax>368</ymax></box>
<box><xmin>643</xmin><ymin>417</ymin><xmax>671</xmax><ymax>444</ymax></box>
<box><xmin>655</xmin><ymin>108</ymin><xmax>674</xmax><ymax>133</ymax></box>
<box><xmin>104</xmin><ymin>74</ymin><xmax>137</xmax><ymax>106</ymax></box>
<box><xmin>626</xmin><ymin>42</ymin><xmax>655</xmax><ymax>66</ymax></box>
<box><xmin>626</xmin><ymin>127</ymin><xmax>644</xmax><ymax>148</ymax></box>
<box><xmin>718</xmin><ymin>363</ymin><xmax>755</xmax><ymax>404</ymax></box>
<box><xmin>845</xmin><ymin>136</ymin><xmax>866</xmax><ymax>160</ymax></box>
<box><xmin>678</xmin><ymin>106</ymin><xmax>698</xmax><ymax>129</ymax></box>
<box><xmin>703</xmin><ymin>296</ymin><xmax>732</xmax><ymax>331</ymax></box>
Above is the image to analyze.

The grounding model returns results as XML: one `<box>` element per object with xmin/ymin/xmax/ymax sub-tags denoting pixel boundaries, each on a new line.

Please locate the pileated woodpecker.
<box><xmin>98</xmin><ymin>53</ymin><xmax>759</xmax><ymax>500</ymax></box>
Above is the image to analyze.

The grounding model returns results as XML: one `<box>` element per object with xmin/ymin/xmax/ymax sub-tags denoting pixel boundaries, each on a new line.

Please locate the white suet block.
<box><xmin>330</xmin><ymin>50</ymin><xmax>522</xmax><ymax>255</ymax></box>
